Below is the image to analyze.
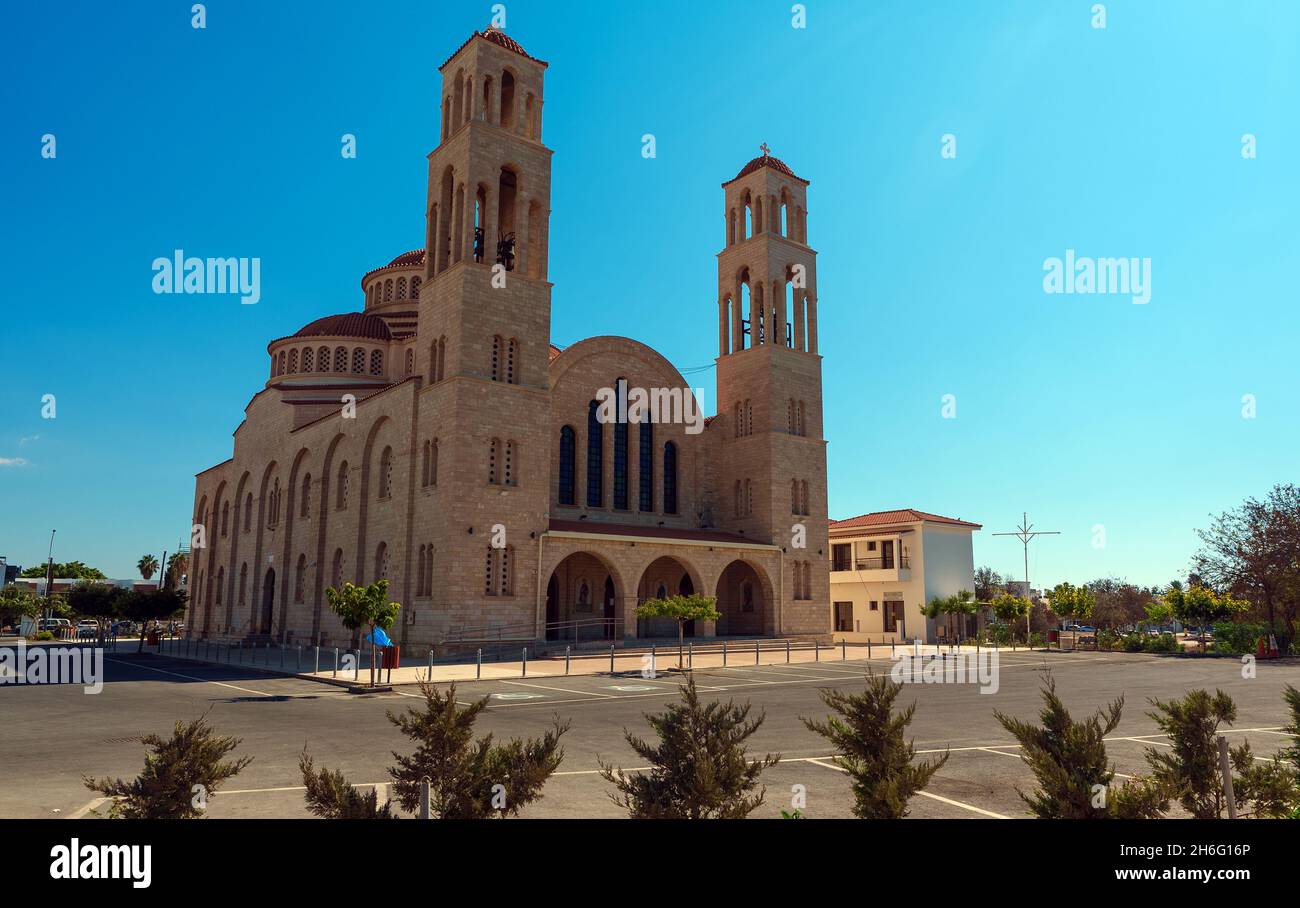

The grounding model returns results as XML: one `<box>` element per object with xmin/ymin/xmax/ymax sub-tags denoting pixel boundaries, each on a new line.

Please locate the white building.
<box><xmin>828</xmin><ymin>509</ymin><xmax>981</xmax><ymax>644</ymax></box>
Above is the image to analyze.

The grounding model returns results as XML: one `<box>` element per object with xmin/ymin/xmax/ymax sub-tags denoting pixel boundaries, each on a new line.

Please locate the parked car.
<box><xmin>39</xmin><ymin>618</ymin><xmax>72</xmax><ymax>632</ymax></box>
<box><xmin>76</xmin><ymin>620</ymin><xmax>98</xmax><ymax>639</ymax></box>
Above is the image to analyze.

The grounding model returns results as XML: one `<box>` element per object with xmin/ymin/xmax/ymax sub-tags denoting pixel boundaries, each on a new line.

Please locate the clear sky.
<box><xmin>1</xmin><ymin>1</ymin><xmax>1297</xmax><ymax>590</ymax></box>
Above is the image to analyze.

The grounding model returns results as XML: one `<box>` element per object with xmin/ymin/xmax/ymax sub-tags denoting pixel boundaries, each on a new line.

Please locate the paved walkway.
<box><xmin>156</xmin><ymin>636</ymin><xmax>1035</xmax><ymax>687</ymax></box>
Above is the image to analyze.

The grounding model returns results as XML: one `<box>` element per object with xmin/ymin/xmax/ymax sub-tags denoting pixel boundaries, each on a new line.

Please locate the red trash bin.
<box><xmin>380</xmin><ymin>645</ymin><xmax>400</xmax><ymax>669</ymax></box>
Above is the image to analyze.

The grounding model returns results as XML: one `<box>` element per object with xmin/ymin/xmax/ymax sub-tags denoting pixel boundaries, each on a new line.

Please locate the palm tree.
<box><xmin>137</xmin><ymin>554</ymin><xmax>159</xmax><ymax>581</ymax></box>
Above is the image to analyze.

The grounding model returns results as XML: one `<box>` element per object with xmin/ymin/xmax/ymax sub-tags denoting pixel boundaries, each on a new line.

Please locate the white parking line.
<box><xmin>499</xmin><ymin>679</ymin><xmax>615</xmax><ymax>698</ymax></box>
<box><xmin>803</xmin><ymin>756</ymin><xmax>1011</xmax><ymax>818</ymax></box>
<box><xmin>104</xmin><ymin>658</ymin><xmax>274</xmax><ymax>698</ymax></box>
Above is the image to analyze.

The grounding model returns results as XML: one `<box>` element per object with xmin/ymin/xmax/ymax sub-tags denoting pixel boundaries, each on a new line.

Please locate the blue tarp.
<box><xmin>364</xmin><ymin>626</ymin><xmax>393</xmax><ymax>647</ymax></box>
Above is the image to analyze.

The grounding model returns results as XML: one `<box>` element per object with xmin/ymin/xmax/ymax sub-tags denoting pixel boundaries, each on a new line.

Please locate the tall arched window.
<box><xmin>374</xmin><ymin>542</ymin><xmax>389</xmax><ymax>581</ymax></box>
<box><xmin>801</xmin><ymin>480</ymin><xmax>810</xmax><ymax>516</ymax></box>
<box><xmin>378</xmin><ymin>446</ymin><xmax>393</xmax><ymax>499</ymax></box>
<box><xmin>221</xmin><ymin>501</ymin><xmax>229</xmax><ymax>536</ymax></box>
<box><xmin>319</xmin><ymin>347</ymin><xmax>329</xmax><ymax>371</ymax></box>
<box><xmin>396</xmin><ymin>277</ymin><xmax>407</xmax><ymax>300</ymax></box>
<box><xmin>791</xmin><ymin>478</ymin><xmax>799</xmax><ymax>515</ymax></box>
<box><xmin>336</xmin><ymin>461</ymin><xmax>349</xmax><ymax>509</ymax></box>
<box><xmin>294</xmin><ymin>554</ymin><xmax>306</xmax><ymax>603</ymax></box>
<box><xmin>370</xmin><ymin>350</ymin><xmax>383</xmax><ymax>376</ymax></box>
<box><xmin>421</xmin><ymin>441</ymin><xmax>431</xmax><ymax>487</ymax></box>
<box><xmin>405</xmin><ymin>349</ymin><xmax>414</xmax><ymax>375</ymax></box>
<box><xmin>488</xmin><ymin>438</ymin><xmax>499</xmax><ymax>484</ymax></box>
<box><xmin>302</xmin><ymin>348</ymin><xmax>313</xmax><ymax>372</ymax></box>
<box><xmin>331</xmin><ymin>548</ymin><xmax>344</xmax><ymax>589</ymax></box>
<box><xmin>334</xmin><ymin>347</ymin><xmax>347</xmax><ymax>372</ymax></box>
<box><xmin>417</xmin><ymin>545</ymin><xmax>426</xmax><ymax>597</ymax></box>
<box><xmin>430</xmin><ymin>439</ymin><xmax>438</xmax><ymax>485</ymax></box>
<box><xmin>491</xmin><ymin>335</ymin><xmax>502</xmax><ymax>381</ymax></box>
<box><xmin>586</xmin><ymin>400</ymin><xmax>603</xmax><ymax>507</ymax></box>
<box><xmin>613</xmin><ymin>378</ymin><xmax>628</xmax><ymax>510</ymax></box>
<box><xmin>300</xmin><ymin>473</ymin><xmax>311</xmax><ymax>518</ymax></box>
<box><xmin>503</xmin><ymin>440</ymin><xmax>515</xmax><ymax>486</ymax></box>
<box><xmin>638</xmin><ymin>421</ymin><xmax>653</xmax><ymax>512</ymax></box>
<box><xmin>244</xmin><ymin>493</ymin><xmax>252</xmax><ymax>532</ymax></box>
<box><xmin>288</xmin><ymin>349</ymin><xmax>299</xmax><ymax>373</ymax></box>
<box><xmin>238</xmin><ymin>563</ymin><xmax>248</xmax><ymax>608</ymax></box>
<box><xmin>506</xmin><ymin>338</ymin><xmax>518</xmax><ymax>384</ymax></box>
<box><xmin>663</xmin><ymin>441</ymin><xmax>678</xmax><ymax>515</ymax></box>
<box><xmin>351</xmin><ymin>348</ymin><xmax>365</xmax><ymax>374</ymax></box>
<box><xmin>558</xmin><ymin>425</ymin><xmax>576</xmax><ymax>505</ymax></box>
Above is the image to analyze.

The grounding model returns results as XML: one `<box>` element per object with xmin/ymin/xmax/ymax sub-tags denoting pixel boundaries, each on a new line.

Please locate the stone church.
<box><xmin>188</xmin><ymin>27</ymin><xmax>829</xmax><ymax>653</ymax></box>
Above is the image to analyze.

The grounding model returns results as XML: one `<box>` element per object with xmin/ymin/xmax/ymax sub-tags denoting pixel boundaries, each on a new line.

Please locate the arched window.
<box><xmin>801</xmin><ymin>480</ymin><xmax>810</xmax><ymax>516</ymax></box>
<box><xmin>318</xmin><ymin>347</ymin><xmax>329</xmax><ymax>371</ymax></box>
<box><xmin>586</xmin><ymin>400</ymin><xmax>603</xmax><ymax>507</ymax></box>
<box><xmin>798</xmin><ymin>401</ymin><xmax>806</xmax><ymax>437</ymax></box>
<box><xmin>334</xmin><ymin>347</ymin><xmax>347</xmax><ymax>372</ymax></box>
<box><xmin>396</xmin><ymin>276</ymin><xmax>407</xmax><ymax>300</ymax></box>
<box><xmin>300</xmin><ymin>474</ymin><xmax>311</xmax><ymax>518</ymax></box>
<box><xmin>558</xmin><ymin>425</ymin><xmax>576</xmax><ymax>505</ymax></box>
<box><xmin>288</xmin><ymin>349</ymin><xmax>298</xmax><ymax>373</ymax></box>
<box><xmin>488</xmin><ymin>438</ymin><xmax>499</xmax><ymax>484</ymax></box>
<box><xmin>221</xmin><ymin>501</ymin><xmax>229</xmax><ymax>536</ymax></box>
<box><xmin>278</xmin><ymin>351</ymin><xmax>286</xmax><ymax>375</ymax></box>
<box><xmin>788</xmin><ymin>399</ymin><xmax>795</xmax><ymax>434</ymax></box>
<box><xmin>331</xmin><ymin>548</ymin><xmax>344</xmax><ymax>589</ymax></box>
<box><xmin>430</xmin><ymin>438</ymin><xmax>438</xmax><ymax>485</ymax></box>
<box><xmin>506</xmin><ymin>338</ymin><xmax>518</xmax><ymax>384</ymax></box>
<box><xmin>504</xmin><ymin>440</ymin><xmax>515</xmax><ymax>486</ymax></box>
<box><xmin>638</xmin><ymin>421</ymin><xmax>653</xmax><ymax>512</ymax></box>
<box><xmin>370</xmin><ymin>349</ymin><xmax>383</xmax><ymax>376</ymax></box>
<box><xmin>745</xmin><ymin>399</ymin><xmax>752</xmax><ymax>435</ymax></box>
<box><xmin>374</xmin><ymin>542</ymin><xmax>389</xmax><ymax>581</ymax></box>
<box><xmin>429</xmin><ymin>340</ymin><xmax>439</xmax><ymax>382</ymax></box>
<box><xmin>421</xmin><ymin>441</ymin><xmax>431</xmax><ymax>487</ymax></box>
<box><xmin>437</xmin><ymin>335</ymin><xmax>446</xmax><ymax>381</ymax></box>
<box><xmin>352</xmin><ymin>348</ymin><xmax>365</xmax><ymax>374</ymax></box>
<box><xmin>405</xmin><ymin>349</ymin><xmax>414</xmax><ymax>375</ymax></box>
<box><xmin>734</xmin><ymin>402</ymin><xmax>742</xmax><ymax>438</ymax></box>
<box><xmin>417</xmin><ymin>545</ymin><xmax>426</xmax><ymax>597</ymax></box>
<box><xmin>384</xmin><ymin>279</ymin><xmax>393</xmax><ymax>302</ymax></box>
<box><xmin>378</xmin><ymin>446</ymin><xmax>393</xmax><ymax>499</ymax></box>
<box><xmin>302</xmin><ymin>348</ymin><xmax>313</xmax><ymax>372</ymax></box>
<box><xmin>336</xmin><ymin>461</ymin><xmax>349</xmax><ymax>509</ymax></box>
<box><xmin>734</xmin><ymin>479</ymin><xmax>742</xmax><ymax>518</ymax></box>
<box><xmin>484</xmin><ymin>547</ymin><xmax>496</xmax><ymax>596</ymax></box>
<box><xmin>294</xmin><ymin>554</ymin><xmax>306</xmax><ymax>603</ymax></box>
<box><xmin>500</xmin><ymin>70</ymin><xmax>516</xmax><ymax>129</ymax></box>
<box><xmin>792</xmin><ymin>478</ymin><xmax>799</xmax><ymax>515</ymax></box>
<box><xmin>613</xmin><ymin>378</ymin><xmax>628</xmax><ymax>510</ymax></box>
<box><xmin>499</xmin><ymin>545</ymin><xmax>512</xmax><ymax>596</ymax></box>
<box><xmin>238</xmin><ymin>563</ymin><xmax>248</xmax><ymax>608</ymax></box>
<box><xmin>663</xmin><ymin>441</ymin><xmax>678</xmax><ymax>514</ymax></box>
<box><xmin>244</xmin><ymin>493</ymin><xmax>252</xmax><ymax>532</ymax></box>
<box><xmin>411</xmin><ymin>275</ymin><xmax>422</xmax><ymax>297</ymax></box>
<box><xmin>491</xmin><ymin>335</ymin><xmax>502</xmax><ymax>381</ymax></box>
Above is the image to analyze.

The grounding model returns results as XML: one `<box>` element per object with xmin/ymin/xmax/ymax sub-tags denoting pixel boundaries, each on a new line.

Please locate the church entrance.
<box><xmin>260</xmin><ymin>568</ymin><xmax>276</xmax><ymax>636</ymax></box>
<box><xmin>715</xmin><ymin>560</ymin><xmax>769</xmax><ymax>636</ymax></box>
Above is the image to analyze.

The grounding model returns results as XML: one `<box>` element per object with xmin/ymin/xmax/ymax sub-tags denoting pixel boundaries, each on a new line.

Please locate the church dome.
<box><xmin>292</xmin><ymin>312</ymin><xmax>392</xmax><ymax>342</ymax></box>
<box><xmin>441</xmin><ymin>26</ymin><xmax>546</xmax><ymax>69</ymax></box>
<box><xmin>726</xmin><ymin>152</ymin><xmax>805</xmax><ymax>185</ymax></box>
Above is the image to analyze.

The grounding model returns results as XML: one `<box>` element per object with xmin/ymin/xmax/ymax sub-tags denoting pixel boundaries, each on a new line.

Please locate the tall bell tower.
<box><xmin>715</xmin><ymin>148</ymin><xmax>828</xmax><ymax>634</ymax></box>
<box><xmin>417</xmin><ymin>27</ymin><xmax>554</xmax><ymax>639</ymax></box>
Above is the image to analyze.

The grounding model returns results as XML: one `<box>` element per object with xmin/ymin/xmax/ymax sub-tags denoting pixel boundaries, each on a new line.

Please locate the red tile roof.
<box><xmin>549</xmin><ymin>518</ymin><xmax>762</xmax><ymax>546</ymax></box>
<box><xmin>724</xmin><ymin>152</ymin><xmax>807</xmax><ymax>187</ymax></box>
<box><xmin>361</xmin><ymin>249</ymin><xmax>425</xmax><ymax>286</ymax></box>
<box><xmin>290</xmin><ymin>312</ymin><xmax>393</xmax><ymax>342</ymax></box>
<box><xmin>440</xmin><ymin>26</ymin><xmax>547</xmax><ymax>70</ymax></box>
<box><xmin>830</xmin><ymin>509</ymin><xmax>982</xmax><ymax>530</ymax></box>
<box><xmin>548</xmin><ymin>342</ymin><xmax>563</xmax><ymax>362</ymax></box>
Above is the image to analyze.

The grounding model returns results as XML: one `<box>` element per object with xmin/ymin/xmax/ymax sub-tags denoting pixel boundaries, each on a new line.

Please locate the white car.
<box><xmin>77</xmin><ymin>620</ymin><xmax>99</xmax><ymax>639</ymax></box>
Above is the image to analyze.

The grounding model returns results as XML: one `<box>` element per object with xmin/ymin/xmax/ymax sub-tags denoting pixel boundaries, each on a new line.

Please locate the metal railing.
<box><xmin>832</xmin><ymin>556</ymin><xmax>909</xmax><ymax>571</ymax></box>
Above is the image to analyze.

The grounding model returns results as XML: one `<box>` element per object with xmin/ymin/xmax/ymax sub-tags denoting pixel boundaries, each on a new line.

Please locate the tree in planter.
<box><xmin>1163</xmin><ymin>584</ymin><xmax>1248</xmax><ymax>653</ymax></box>
<box><xmin>990</xmin><ymin>593</ymin><xmax>1031</xmax><ymax>642</ymax></box>
<box><xmin>386</xmin><ymin>679</ymin><xmax>568</xmax><ymax>818</ymax></box>
<box><xmin>1144</xmin><ymin>599</ymin><xmax>1174</xmax><ymax>635</ymax></box>
<box><xmin>325</xmin><ymin>580</ymin><xmax>400</xmax><ymax>686</ymax></box>
<box><xmin>802</xmin><ymin>670</ymin><xmax>948</xmax><ymax>818</ymax></box>
<box><xmin>299</xmin><ymin>750</ymin><xmax>394</xmax><ymax>819</ymax></box>
<box><xmin>995</xmin><ymin>674</ymin><xmax>1165</xmax><ymax>818</ymax></box>
<box><xmin>1047</xmin><ymin>582</ymin><xmax>1095</xmax><ymax>649</ymax></box>
<box><xmin>120</xmin><ymin>589</ymin><xmax>187</xmax><ymax>652</ymax></box>
<box><xmin>600</xmin><ymin>674</ymin><xmax>779</xmax><ymax>818</ymax></box>
<box><xmin>1143</xmin><ymin>688</ymin><xmax>1293</xmax><ymax>818</ymax></box>
<box><xmin>923</xmin><ymin>590</ymin><xmax>976</xmax><ymax>642</ymax></box>
<box><xmin>83</xmin><ymin>712</ymin><xmax>251</xmax><ymax>818</ymax></box>
<box><xmin>67</xmin><ymin>582</ymin><xmax>125</xmax><ymax>645</ymax></box>
<box><xmin>137</xmin><ymin>554</ymin><xmax>159</xmax><ymax>582</ymax></box>
<box><xmin>634</xmin><ymin>594</ymin><xmax>720</xmax><ymax>668</ymax></box>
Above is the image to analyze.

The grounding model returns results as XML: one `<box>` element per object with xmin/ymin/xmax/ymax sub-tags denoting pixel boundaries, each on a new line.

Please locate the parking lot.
<box><xmin>3</xmin><ymin>645</ymin><xmax>1297</xmax><ymax>819</ymax></box>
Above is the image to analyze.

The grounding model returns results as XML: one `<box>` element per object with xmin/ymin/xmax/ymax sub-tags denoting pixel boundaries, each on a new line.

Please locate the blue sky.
<box><xmin>1</xmin><ymin>0</ymin><xmax>1297</xmax><ymax>589</ymax></box>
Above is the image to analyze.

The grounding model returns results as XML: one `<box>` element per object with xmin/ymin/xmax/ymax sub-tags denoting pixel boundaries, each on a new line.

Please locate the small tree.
<box><xmin>990</xmin><ymin>593</ymin><xmax>1031</xmax><ymax>641</ymax></box>
<box><xmin>802</xmin><ymin>670</ymin><xmax>948</xmax><ymax>818</ymax></box>
<box><xmin>1142</xmin><ymin>688</ymin><xmax>1282</xmax><ymax>818</ymax></box>
<box><xmin>1047</xmin><ymin>582</ymin><xmax>1096</xmax><ymax>648</ymax></box>
<box><xmin>325</xmin><ymin>580</ymin><xmax>400</xmax><ymax>686</ymax></box>
<box><xmin>67</xmin><ymin>582</ymin><xmax>125</xmax><ymax>644</ymax></box>
<box><xmin>924</xmin><ymin>590</ymin><xmax>976</xmax><ymax>641</ymax></box>
<box><xmin>137</xmin><ymin>554</ymin><xmax>159</xmax><ymax>582</ymax></box>
<box><xmin>995</xmin><ymin>674</ymin><xmax>1165</xmax><ymax>818</ymax></box>
<box><xmin>1164</xmin><ymin>584</ymin><xmax>1248</xmax><ymax>652</ymax></box>
<box><xmin>386</xmin><ymin>679</ymin><xmax>568</xmax><ymax>818</ymax></box>
<box><xmin>0</xmin><ymin>584</ymin><xmax>40</xmax><ymax>632</ymax></box>
<box><xmin>635</xmin><ymin>594</ymin><xmax>720</xmax><ymax>667</ymax></box>
<box><xmin>600</xmin><ymin>674</ymin><xmax>779</xmax><ymax>818</ymax></box>
<box><xmin>121</xmin><ymin>588</ymin><xmax>187</xmax><ymax>652</ymax></box>
<box><xmin>1144</xmin><ymin>599</ymin><xmax>1174</xmax><ymax>634</ymax></box>
<box><xmin>84</xmin><ymin>712</ymin><xmax>251</xmax><ymax>818</ymax></box>
<box><xmin>299</xmin><ymin>750</ymin><xmax>394</xmax><ymax>819</ymax></box>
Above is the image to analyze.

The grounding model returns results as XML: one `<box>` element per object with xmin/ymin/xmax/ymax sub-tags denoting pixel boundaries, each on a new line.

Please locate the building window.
<box><xmin>352</xmin><ymin>348</ymin><xmax>365</xmax><ymax>374</ymax></box>
<box><xmin>302</xmin><ymin>348</ymin><xmax>313</xmax><ymax>372</ymax></box>
<box><xmin>378</xmin><ymin>446</ymin><xmax>393</xmax><ymax>499</ymax></box>
<box><xmin>491</xmin><ymin>335</ymin><xmax>502</xmax><ymax>381</ymax></box>
<box><xmin>834</xmin><ymin>601</ymin><xmax>854</xmax><ymax>632</ymax></box>
<box><xmin>662</xmin><ymin>442</ymin><xmax>678</xmax><ymax>515</ymax></box>
<box><xmin>300</xmin><ymin>473</ymin><xmax>311</xmax><ymax>518</ymax></box>
<box><xmin>331</xmin><ymin>549</ymin><xmax>344</xmax><ymax>590</ymax></box>
<box><xmin>294</xmin><ymin>554</ymin><xmax>307</xmax><ymax>603</ymax></box>
<box><xmin>244</xmin><ymin>493</ymin><xmax>252</xmax><ymax>532</ymax></box>
<box><xmin>334</xmin><ymin>347</ymin><xmax>347</xmax><ymax>372</ymax></box>
<box><xmin>504</xmin><ymin>440</ymin><xmax>515</xmax><ymax>486</ymax></box>
<box><xmin>374</xmin><ymin>542</ymin><xmax>389</xmax><ymax>582</ymax></box>
<box><xmin>488</xmin><ymin>438</ymin><xmax>499</xmax><ymax>484</ymax></box>
<box><xmin>221</xmin><ymin>501</ymin><xmax>229</xmax><ymax>537</ymax></box>
<box><xmin>506</xmin><ymin>338</ymin><xmax>518</xmax><ymax>384</ymax></box>
<box><xmin>638</xmin><ymin>421</ymin><xmax>653</xmax><ymax>512</ymax></box>
<box><xmin>832</xmin><ymin>544</ymin><xmax>851</xmax><ymax>572</ymax></box>
<box><xmin>336</xmin><ymin>461</ymin><xmax>349</xmax><ymax>510</ymax></box>
<box><xmin>586</xmin><ymin>401</ymin><xmax>602</xmax><ymax>507</ymax></box>
<box><xmin>613</xmin><ymin>378</ymin><xmax>628</xmax><ymax>510</ymax></box>
<box><xmin>558</xmin><ymin>426</ymin><xmax>576</xmax><ymax>505</ymax></box>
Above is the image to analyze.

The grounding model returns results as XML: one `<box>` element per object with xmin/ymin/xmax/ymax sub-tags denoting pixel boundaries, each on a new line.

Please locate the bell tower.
<box><xmin>418</xmin><ymin>27</ymin><xmax>554</xmax><ymax>640</ymax></box>
<box><xmin>714</xmin><ymin>148</ymin><xmax>828</xmax><ymax>634</ymax></box>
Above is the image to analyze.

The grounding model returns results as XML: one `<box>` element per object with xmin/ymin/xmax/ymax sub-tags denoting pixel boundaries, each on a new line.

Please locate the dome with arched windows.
<box><xmin>361</xmin><ymin>250</ymin><xmax>426</xmax><ymax>310</ymax></box>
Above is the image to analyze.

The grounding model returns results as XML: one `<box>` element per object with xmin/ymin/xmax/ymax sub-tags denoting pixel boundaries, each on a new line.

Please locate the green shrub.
<box><xmin>1143</xmin><ymin>633</ymin><xmax>1180</xmax><ymax>654</ymax></box>
<box><xmin>1121</xmin><ymin>634</ymin><xmax>1146</xmax><ymax>653</ymax></box>
<box><xmin>32</xmin><ymin>630</ymin><xmax>55</xmax><ymax>641</ymax></box>
<box><xmin>1210</xmin><ymin>622</ymin><xmax>1268</xmax><ymax>655</ymax></box>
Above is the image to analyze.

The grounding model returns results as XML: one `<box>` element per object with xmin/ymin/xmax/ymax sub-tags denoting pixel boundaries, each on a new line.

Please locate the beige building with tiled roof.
<box><xmin>188</xmin><ymin>28</ymin><xmax>829</xmax><ymax>654</ymax></box>
<box><xmin>829</xmin><ymin>510</ymin><xmax>982</xmax><ymax>644</ymax></box>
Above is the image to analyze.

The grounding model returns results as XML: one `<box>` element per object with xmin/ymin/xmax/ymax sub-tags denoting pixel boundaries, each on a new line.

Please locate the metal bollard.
<box><xmin>280</xmin><ymin>644</ymin><xmax>285</xmax><ymax>670</ymax></box>
<box><xmin>814</xmin><ymin>640</ymin><xmax>819</xmax><ymax>662</ymax></box>
<box><xmin>427</xmin><ymin>648</ymin><xmax>434</xmax><ymax>681</ymax></box>
<box><xmin>314</xmin><ymin>645</ymin><xmax>320</xmax><ymax>674</ymax></box>
<box><xmin>688</xmin><ymin>642</ymin><xmax>693</xmax><ymax>669</ymax></box>
<box><xmin>333</xmin><ymin>647</ymin><xmax>339</xmax><ymax>678</ymax></box>
<box><xmin>565</xmin><ymin>646</ymin><xmax>571</xmax><ymax>675</ymax></box>
<box><xmin>609</xmin><ymin>644</ymin><xmax>615</xmax><ymax>674</ymax></box>
<box><xmin>723</xmin><ymin>640</ymin><xmax>728</xmax><ymax>667</ymax></box>
<box><xmin>892</xmin><ymin>641</ymin><xmax>896</xmax><ymax>658</ymax></box>
<box><xmin>755</xmin><ymin>640</ymin><xmax>760</xmax><ymax>665</ymax></box>
<box><xmin>353</xmin><ymin>649</ymin><xmax>360</xmax><ymax>681</ymax></box>
<box><xmin>522</xmin><ymin>647</ymin><xmax>528</xmax><ymax>678</ymax></box>
<box><xmin>786</xmin><ymin>640</ymin><xmax>791</xmax><ymax>663</ymax></box>
<box><xmin>842</xmin><ymin>640</ymin><xmax>847</xmax><ymax>661</ymax></box>
<box><xmin>478</xmin><ymin>648</ymin><xmax>483</xmax><ymax>680</ymax></box>
<box><xmin>867</xmin><ymin>640</ymin><xmax>872</xmax><ymax>659</ymax></box>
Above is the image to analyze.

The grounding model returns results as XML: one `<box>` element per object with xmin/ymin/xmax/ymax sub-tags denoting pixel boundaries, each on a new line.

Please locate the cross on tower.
<box><xmin>759</xmin><ymin>142</ymin><xmax>771</xmax><ymax>157</ymax></box>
